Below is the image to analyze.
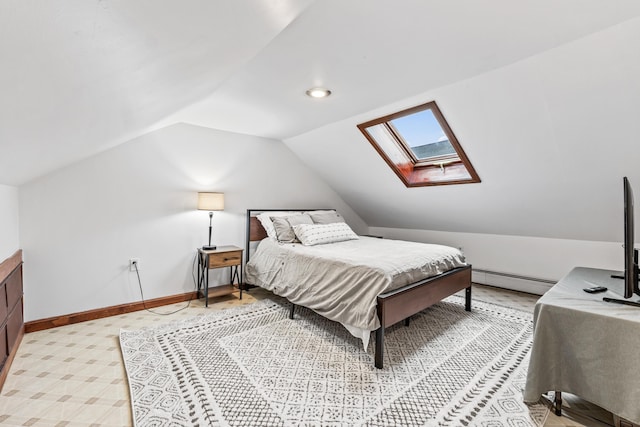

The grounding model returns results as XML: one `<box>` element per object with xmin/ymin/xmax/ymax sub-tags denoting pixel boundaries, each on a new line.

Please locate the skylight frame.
<box><xmin>357</xmin><ymin>101</ymin><xmax>480</xmax><ymax>187</ymax></box>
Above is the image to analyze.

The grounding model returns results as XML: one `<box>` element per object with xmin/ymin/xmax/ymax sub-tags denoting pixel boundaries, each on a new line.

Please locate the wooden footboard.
<box><xmin>245</xmin><ymin>209</ymin><xmax>472</xmax><ymax>370</ymax></box>
<box><xmin>375</xmin><ymin>265</ymin><xmax>472</xmax><ymax>368</ymax></box>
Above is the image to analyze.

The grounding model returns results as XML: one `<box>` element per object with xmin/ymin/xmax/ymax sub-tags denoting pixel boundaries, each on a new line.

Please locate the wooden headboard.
<box><xmin>248</xmin><ymin>216</ymin><xmax>268</xmax><ymax>242</ymax></box>
<box><xmin>245</xmin><ymin>209</ymin><xmax>332</xmax><ymax>263</ymax></box>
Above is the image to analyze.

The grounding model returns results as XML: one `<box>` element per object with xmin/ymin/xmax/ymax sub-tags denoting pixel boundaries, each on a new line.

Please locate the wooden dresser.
<box><xmin>0</xmin><ymin>250</ymin><xmax>24</xmax><ymax>391</ymax></box>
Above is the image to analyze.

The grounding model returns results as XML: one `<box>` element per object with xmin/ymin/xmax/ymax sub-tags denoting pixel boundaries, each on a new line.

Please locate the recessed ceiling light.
<box><xmin>305</xmin><ymin>87</ymin><xmax>332</xmax><ymax>98</ymax></box>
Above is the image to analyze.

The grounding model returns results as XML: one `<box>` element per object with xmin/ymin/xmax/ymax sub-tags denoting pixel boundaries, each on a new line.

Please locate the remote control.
<box><xmin>583</xmin><ymin>286</ymin><xmax>607</xmax><ymax>293</ymax></box>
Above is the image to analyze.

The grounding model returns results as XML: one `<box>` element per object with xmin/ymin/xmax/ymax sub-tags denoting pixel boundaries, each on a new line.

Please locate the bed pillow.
<box><xmin>256</xmin><ymin>211</ymin><xmax>298</xmax><ymax>240</ymax></box>
<box><xmin>306</xmin><ymin>210</ymin><xmax>345</xmax><ymax>224</ymax></box>
<box><xmin>271</xmin><ymin>214</ymin><xmax>313</xmax><ymax>243</ymax></box>
<box><xmin>292</xmin><ymin>222</ymin><xmax>359</xmax><ymax>246</ymax></box>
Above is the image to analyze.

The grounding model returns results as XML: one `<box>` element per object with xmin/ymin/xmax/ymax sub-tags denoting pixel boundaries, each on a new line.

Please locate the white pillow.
<box><xmin>270</xmin><ymin>214</ymin><xmax>314</xmax><ymax>243</ymax></box>
<box><xmin>292</xmin><ymin>222</ymin><xmax>359</xmax><ymax>246</ymax></box>
<box><xmin>305</xmin><ymin>210</ymin><xmax>345</xmax><ymax>224</ymax></box>
<box><xmin>256</xmin><ymin>211</ymin><xmax>298</xmax><ymax>240</ymax></box>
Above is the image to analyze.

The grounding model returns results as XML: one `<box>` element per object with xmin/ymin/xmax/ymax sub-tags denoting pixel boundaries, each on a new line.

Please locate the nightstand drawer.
<box><xmin>197</xmin><ymin>245</ymin><xmax>244</xmax><ymax>307</ymax></box>
<box><xmin>207</xmin><ymin>251</ymin><xmax>242</xmax><ymax>268</ymax></box>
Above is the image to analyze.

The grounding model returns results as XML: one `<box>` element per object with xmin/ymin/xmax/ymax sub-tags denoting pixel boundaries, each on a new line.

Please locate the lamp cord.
<box><xmin>133</xmin><ymin>254</ymin><xmax>198</xmax><ymax>315</ymax></box>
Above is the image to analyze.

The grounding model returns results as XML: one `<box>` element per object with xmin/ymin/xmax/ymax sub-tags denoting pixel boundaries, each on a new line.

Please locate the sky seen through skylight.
<box><xmin>391</xmin><ymin>110</ymin><xmax>448</xmax><ymax>148</ymax></box>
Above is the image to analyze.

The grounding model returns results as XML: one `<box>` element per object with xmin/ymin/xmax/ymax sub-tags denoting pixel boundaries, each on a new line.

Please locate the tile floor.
<box><xmin>0</xmin><ymin>284</ymin><xmax>615</xmax><ymax>426</ymax></box>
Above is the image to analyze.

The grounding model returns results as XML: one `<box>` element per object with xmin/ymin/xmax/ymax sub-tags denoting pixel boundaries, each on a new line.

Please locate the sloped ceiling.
<box><xmin>0</xmin><ymin>0</ymin><xmax>313</xmax><ymax>185</ymax></box>
<box><xmin>285</xmin><ymin>15</ymin><xmax>640</xmax><ymax>242</ymax></box>
<box><xmin>170</xmin><ymin>0</ymin><xmax>640</xmax><ymax>141</ymax></box>
<box><xmin>3</xmin><ymin>1</ymin><xmax>640</xmax><ymax>242</ymax></box>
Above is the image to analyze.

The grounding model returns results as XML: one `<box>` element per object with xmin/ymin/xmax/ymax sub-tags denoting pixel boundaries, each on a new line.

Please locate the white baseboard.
<box><xmin>472</xmin><ymin>269</ymin><xmax>555</xmax><ymax>296</ymax></box>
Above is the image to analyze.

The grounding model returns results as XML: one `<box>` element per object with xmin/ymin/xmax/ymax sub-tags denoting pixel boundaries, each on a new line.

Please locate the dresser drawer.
<box><xmin>7</xmin><ymin>304</ymin><xmax>22</xmax><ymax>354</ymax></box>
<box><xmin>0</xmin><ymin>323</ymin><xmax>7</xmax><ymax>370</ymax></box>
<box><xmin>5</xmin><ymin>266</ymin><xmax>22</xmax><ymax>310</ymax></box>
<box><xmin>207</xmin><ymin>251</ymin><xmax>242</xmax><ymax>268</ymax></box>
<box><xmin>0</xmin><ymin>282</ymin><xmax>6</xmax><ymax>322</ymax></box>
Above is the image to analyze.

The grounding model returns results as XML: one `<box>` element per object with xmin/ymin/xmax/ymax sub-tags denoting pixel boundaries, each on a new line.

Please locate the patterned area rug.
<box><xmin>119</xmin><ymin>296</ymin><xmax>548</xmax><ymax>426</ymax></box>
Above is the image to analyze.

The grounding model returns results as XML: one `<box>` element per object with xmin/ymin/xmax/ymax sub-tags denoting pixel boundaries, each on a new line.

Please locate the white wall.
<box><xmin>0</xmin><ymin>184</ymin><xmax>19</xmax><ymax>261</ymax></box>
<box><xmin>19</xmin><ymin>123</ymin><xmax>366</xmax><ymax>322</ymax></box>
<box><xmin>285</xmin><ymin>17</ymin><xmax>640</xmax><ymax>244</ymax></box>
<box><xmin>370</xmin><ymin>226</ymin><xmax>623</xmax><ymax>294</ymax></box>
<box><xmin>283</xmin><ymin>17</ymin><xmax>640</xmax><ymax>289</ymax></box>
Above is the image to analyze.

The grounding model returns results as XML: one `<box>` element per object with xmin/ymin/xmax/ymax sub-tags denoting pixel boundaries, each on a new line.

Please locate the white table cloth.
<box><xmin>524</xmin><ymin>267</ymin><xmax>640</xmax><ymax>424</ymax></box>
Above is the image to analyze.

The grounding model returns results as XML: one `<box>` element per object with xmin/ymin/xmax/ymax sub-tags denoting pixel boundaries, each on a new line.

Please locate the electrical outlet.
<box><xmin>129</xmin><ymin>258</ymin><xmax>141</xmax><ymax>272</ymax></box>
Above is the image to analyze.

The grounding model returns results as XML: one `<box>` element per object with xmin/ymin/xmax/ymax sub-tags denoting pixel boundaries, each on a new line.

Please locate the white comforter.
<box><xmin>245</xmin><ymin>236</ymin><xmax>467</xmax><ymax>335</ymax></box>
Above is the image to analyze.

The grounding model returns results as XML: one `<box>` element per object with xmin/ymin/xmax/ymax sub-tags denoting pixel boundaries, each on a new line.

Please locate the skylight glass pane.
<box><xmin>357</xmin><ymin>100</ymin><xmax>480</xmax><ymax>187</ymax></box>
<box><xmin>366</xmin><ymin>124</ymin><xmax>411</xmax><ymax>165</ymax></box>
<box><xmin>391</xmin><ymin>110</ymin><xmax>457</xmax><ymax>160</ymax></box>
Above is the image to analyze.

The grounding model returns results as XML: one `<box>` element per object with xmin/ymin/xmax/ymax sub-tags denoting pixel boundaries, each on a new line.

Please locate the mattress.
<box><xmin>245</xmin><ymin>236</ymin><xmax>467</xmax><ymax>343</ymax></box>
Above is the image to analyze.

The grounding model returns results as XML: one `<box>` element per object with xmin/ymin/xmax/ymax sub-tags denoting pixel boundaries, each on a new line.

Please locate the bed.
<box><xmin>244</xmin><ymin>209</ymin><xmax>472</xmax><ymax>369</ymax></box>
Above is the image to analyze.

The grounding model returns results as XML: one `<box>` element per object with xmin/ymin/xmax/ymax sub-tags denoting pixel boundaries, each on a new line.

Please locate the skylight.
<box><xmin>357</xmin><ymin>101</ymin><xmax>480</xmax><ymax>187</ymax></box>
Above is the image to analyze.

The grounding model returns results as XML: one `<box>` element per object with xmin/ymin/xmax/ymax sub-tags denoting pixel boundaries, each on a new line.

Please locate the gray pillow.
<box><xmin>271</xmin><ymin>214</ymin><xmax>313</xmax><ymax>243</ymax></box>
<box><xmin>308</xmin><ymin>210</ymin><xmax>345</xmax><ymax>225</ymax></box>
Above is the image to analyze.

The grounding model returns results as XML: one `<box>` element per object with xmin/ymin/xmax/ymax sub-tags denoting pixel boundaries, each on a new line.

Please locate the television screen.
<box><xmin>623</xmin><ymin>177</ymin><xmax>639</xmax><ymax>298</ymax></box>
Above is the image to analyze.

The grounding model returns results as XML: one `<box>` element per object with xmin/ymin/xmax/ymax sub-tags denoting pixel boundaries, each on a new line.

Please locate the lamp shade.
<box><xmin>197</xmin><ymin>192</ymin><xmax>224</xmax><ymax>211</ymax></box>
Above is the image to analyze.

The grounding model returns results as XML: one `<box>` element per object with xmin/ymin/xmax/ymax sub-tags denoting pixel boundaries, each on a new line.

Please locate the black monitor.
<box><xmin>606</xmin><ymin>177</ymin><xmax>640</xmax><ymax>307</ymax></box>
<box><xmin>623</xmin><ymin>177</ymin><xmax>640</xmax><ymax>299</ymax></box>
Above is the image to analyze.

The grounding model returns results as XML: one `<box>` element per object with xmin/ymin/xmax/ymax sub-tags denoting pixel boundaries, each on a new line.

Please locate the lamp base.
<box><xmin>202</xmin><ymin>244</ymin><xmax>217</xmax><ymax>250</ymax></box>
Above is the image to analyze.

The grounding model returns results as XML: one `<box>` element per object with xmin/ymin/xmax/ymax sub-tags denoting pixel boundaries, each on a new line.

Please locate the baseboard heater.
<box><xmin>472</xmin><ymin>269</ymin><xmax>556</xmax><ymax>296</ymax></box>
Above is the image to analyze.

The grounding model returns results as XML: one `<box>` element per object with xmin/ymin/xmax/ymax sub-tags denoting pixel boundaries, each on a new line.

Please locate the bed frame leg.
<box><xmin>554</xmin><ymin>391</ymin><xmax>562</xmax><ymax>416</ymax></box>
<box><xmin>404</xmin><ymin>317</ymin><xmax>410</xmax><ymax>327</ymax></box>
<box><xmin>375</xmin><ymin>326</ymin><xmax>384</xmax><ymax>369</ymax></box>
<box><xmin>289</xmin><ymin>303</ymin><xmax>295</xmax><ymax>319</ymax></box>
<box><xmin>465</xmin><ymin>286</ymin><xmax>472</xmax><ymax>311</ymax></box>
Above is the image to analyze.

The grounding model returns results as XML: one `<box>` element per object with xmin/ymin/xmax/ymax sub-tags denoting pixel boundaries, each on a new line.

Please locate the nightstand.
<box><xmin>197</xmin><ymin>245</ymin><xmax>243</xmax><ymax>307</ymax></box>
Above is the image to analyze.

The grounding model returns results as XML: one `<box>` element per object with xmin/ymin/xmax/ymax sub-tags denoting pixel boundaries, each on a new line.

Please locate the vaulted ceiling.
<box><xmin>3</xmin><ymin>0</ymin><xmax>640</xmax><ymax>186</ymax></box>
<box><xmin>3</xmin><ymin>1</ymin><xmax>640</xmax><ymax>242</ymax></box>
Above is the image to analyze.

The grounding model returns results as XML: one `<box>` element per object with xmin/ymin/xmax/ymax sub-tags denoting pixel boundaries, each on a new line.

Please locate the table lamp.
<box><xmin>197</xmin><ymin>192</ymin><xmax>224</xmax><ymax>250</ymax></box>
